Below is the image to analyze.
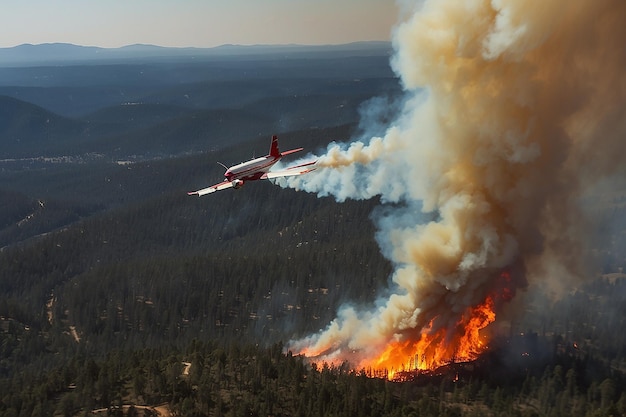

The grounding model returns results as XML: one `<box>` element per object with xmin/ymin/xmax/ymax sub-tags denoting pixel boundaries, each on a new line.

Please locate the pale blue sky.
<box><xmin>1</xmin><ymin>0</ymin><xmax>398</xmax><ymax>48</ymax></box>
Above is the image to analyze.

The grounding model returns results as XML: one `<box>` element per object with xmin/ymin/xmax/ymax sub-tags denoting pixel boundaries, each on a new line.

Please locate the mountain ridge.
<box><xmin>0</xmin><ymin>95</ymin><xmax>90</xmax><ymax>157</ymax></box>
<box><xmin>0</xmin><ymin>41</ymin><xmax>392</xmax><ymax>66</ymax></box>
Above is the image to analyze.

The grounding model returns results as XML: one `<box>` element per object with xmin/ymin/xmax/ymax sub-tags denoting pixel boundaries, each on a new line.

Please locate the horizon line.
<box><xmin>0</xmin><ymin>40</ymin><xmax>393</xmax><ymax>50</ymax></box>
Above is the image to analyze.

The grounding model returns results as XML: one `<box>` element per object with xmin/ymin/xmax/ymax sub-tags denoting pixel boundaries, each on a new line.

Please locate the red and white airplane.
<box><xmin>188</xmin><ymin>135</ymin><xmax>316</xmax><ymax>196</ymax></box>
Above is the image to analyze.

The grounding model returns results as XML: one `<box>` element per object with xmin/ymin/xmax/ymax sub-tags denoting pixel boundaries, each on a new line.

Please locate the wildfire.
<box><xmin>369</xmin><ymin>295</ymin><xmax>496</xmax><ymax>380</ymax></box>
<box><xmin>291</xmin><ymin>271</ymin><xmax>514</xmax><ymax>381</ymax></box>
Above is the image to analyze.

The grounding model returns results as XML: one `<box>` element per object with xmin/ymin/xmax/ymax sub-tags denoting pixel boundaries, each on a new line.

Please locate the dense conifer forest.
<box><xmin>1</xmin><ymin>43</ymin><xmax>626</xmax><ymax>416</ymax></box>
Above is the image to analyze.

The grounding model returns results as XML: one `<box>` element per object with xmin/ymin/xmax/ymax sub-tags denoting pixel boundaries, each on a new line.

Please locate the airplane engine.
<box><xmin>232</xmin><ymin>179</ymin><xmax>245</xmax><ymax>189</ymax></box>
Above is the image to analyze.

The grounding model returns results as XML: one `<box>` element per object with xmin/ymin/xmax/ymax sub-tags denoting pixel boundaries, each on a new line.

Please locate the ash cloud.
<box><xmin>284</xmin><ymin>0</ymin><xmax>626</xmax><ymax>367</ymax></box>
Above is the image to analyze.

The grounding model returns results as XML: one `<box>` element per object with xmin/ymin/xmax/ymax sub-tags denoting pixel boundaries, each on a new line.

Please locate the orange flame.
<box><xmin>369</xmin><ymin>295</ymin><xmax>496</xmax><ymax>380</ymax></box>
<box><xmin>295</xmin><ymin>271</ymin><xmax>515</xmax><ymax>380</ymax></box>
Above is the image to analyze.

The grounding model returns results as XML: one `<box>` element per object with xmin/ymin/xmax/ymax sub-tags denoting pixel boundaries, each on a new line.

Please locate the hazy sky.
<box><xmin>1</xmin><ymin>0</ymin><xmax>398</xmax><ymax>48</ymax></box>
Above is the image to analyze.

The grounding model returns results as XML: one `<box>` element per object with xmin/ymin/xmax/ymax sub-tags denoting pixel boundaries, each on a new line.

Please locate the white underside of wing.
<box><xmin>188</xmin><ymin>180</ymin><xmax>234</xmax><ymax>196</ymax></box>
<box><xmin>262</xmin><ymin>161</ymin><xmax>317</xmax><ymax>179</ymax></box>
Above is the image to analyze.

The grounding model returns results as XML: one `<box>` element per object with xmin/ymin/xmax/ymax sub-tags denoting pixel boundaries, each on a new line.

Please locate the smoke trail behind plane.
<box><xmin>284</xmin><ymin>0</ymin><xmax>626</xmax><ymax>369</ymax></box>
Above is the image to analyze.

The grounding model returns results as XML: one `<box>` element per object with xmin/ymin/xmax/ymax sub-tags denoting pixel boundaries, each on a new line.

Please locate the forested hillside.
<box><xmin>1</xmin><ymin>44</ymin><xmax>626</xmax><ymax>416</ymax></box>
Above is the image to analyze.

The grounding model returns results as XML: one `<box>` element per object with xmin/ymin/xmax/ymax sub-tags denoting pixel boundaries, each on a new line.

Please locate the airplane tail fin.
<box><xmin>269</xmin><ymin>134</ymin><xmax>303</xmax><ymax>158</ymax></box>
<box><xmin>269</xmin><ymin>135</ymin><xmax>281</xmax><ymax>158</ymax></box>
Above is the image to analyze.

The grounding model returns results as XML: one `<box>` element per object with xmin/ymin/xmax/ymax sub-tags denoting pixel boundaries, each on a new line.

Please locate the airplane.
<box><xmin>187</xmin><ymin>135</ymin><xmax>316</xmax><ymax>196</ymax></box>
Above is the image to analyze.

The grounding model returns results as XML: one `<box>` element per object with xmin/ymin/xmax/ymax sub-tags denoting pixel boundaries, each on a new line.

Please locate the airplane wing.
<box><xmin>261</xmin><ymin>160</ymin><xmax>317</xmax><ymax>179</ymax></box>
<box><xmin>187</xmin><ymin>180</ymin><xmax>235</xmax><ymax>196</ymax></box>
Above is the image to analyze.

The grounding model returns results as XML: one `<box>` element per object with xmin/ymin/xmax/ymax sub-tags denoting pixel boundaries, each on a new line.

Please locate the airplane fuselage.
<box><xmin>224</xmin><ymin>155</ymin><xmax>280</xmax><ymax>182</ymax></box>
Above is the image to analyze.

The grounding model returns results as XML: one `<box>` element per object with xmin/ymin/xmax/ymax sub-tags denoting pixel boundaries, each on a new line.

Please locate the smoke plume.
<box><xmin>284</xmin><ymin>0</ymin><xmax>626</xmax><ymax>369</ymax></box>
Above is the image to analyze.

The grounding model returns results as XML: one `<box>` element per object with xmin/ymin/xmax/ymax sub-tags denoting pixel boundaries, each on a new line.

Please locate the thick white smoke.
<box><xmin>285</xmin><ymin>0</ymin><xmax>626</xmax><ymax>367</ymax></box>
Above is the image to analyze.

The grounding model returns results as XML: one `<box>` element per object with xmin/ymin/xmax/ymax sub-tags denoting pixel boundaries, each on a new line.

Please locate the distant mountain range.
<box><xmin>0</xmin><ymin>41</ymin><xmax>392</xmax><ymax>66</ymax></box>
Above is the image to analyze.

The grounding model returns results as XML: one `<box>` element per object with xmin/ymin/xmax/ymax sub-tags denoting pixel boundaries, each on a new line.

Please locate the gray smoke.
<box><xmin>283</xmin><ymin>0</ymin><xmax>626</xmax><ymax>370</ymax></box>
